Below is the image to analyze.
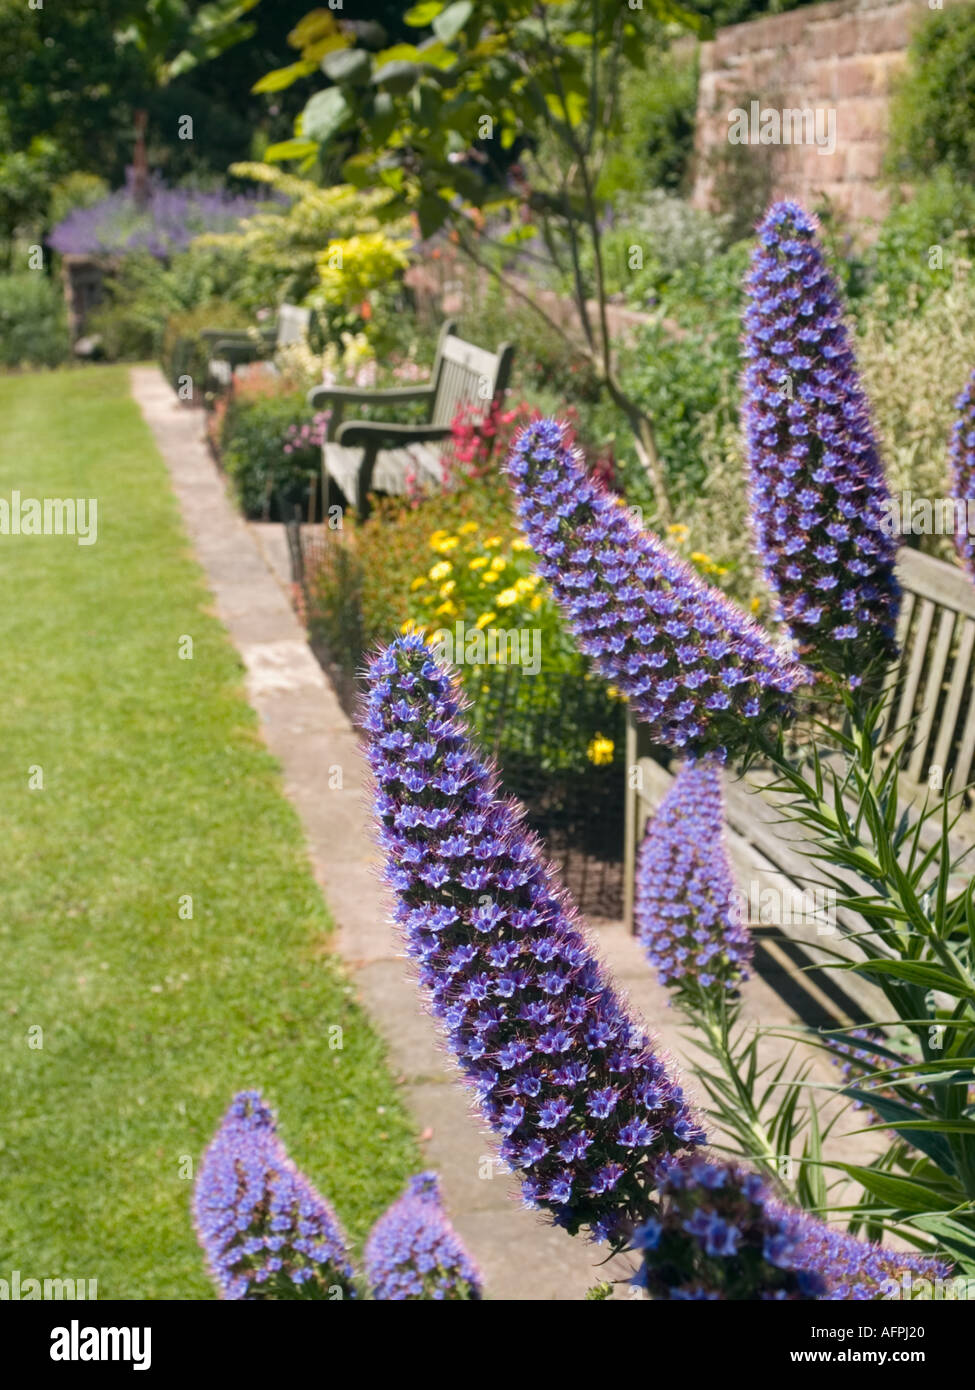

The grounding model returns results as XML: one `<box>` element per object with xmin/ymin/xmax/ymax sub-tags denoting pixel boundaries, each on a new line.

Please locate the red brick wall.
<box><xmin>691</xmin><ymin>0</ymin><xmax>964</xmax><ymax>226</ymax></box>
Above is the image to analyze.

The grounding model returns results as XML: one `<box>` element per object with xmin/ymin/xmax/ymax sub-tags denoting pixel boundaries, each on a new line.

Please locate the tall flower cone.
<box><xmin>949</xmin><ymin>367</ymin><xmax>975</xmax><ymax>579</ymax></box>
<box><xmin>633</xmin><ymin>1154</ymin><xmax>950</xmax><ymax>1301</ymax></box>
<box><xmin>505</xmin><ymin>418</ymin><xmax>807</xmax><ymax>756</ymax></box>
<box><xmin>742</xmin><ymin>201</ymin><xmax>900</xmax><ymax>677</ymax></box>
<box><xmin>364</xmin><ymin>635</ymin><xmax>704</xmax><ymax>1242</ymax></box>
<box><xmin>193</xmin><ymin>1091</ymin><xmax>356</xmax><ymax>1300</ymax></box>
<box><xmin>635</xmin><ymin>759</ymin><xmax>751</xmax><ymax>1000</ymax></box>
<box><xmin>365</xmin><ymin>1172</ymin><xmax>482</xmax><ymax>1300</ymax></box>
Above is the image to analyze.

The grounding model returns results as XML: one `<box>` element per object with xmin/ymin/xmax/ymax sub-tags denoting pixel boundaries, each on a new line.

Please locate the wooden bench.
<box><xmin>307</xmin><ymin>319</ymin><xmax>514</xmax><ymax>517</ymax></box>
<box><xmin>202</xmin><ymin>303</ymin><xmax>312</xmax><ymax>390</ymax></box>
<box><xmin>622</xmin><ymin>546</ymin><xmax>975</xmax><ymax>1019</ymax></box>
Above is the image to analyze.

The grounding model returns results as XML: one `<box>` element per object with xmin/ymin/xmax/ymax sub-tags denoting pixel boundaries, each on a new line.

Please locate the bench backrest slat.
<box><xmin>885</xmin><ymin>548</ymin><xmax>975</xmax><ymax>794</ymax></box>
<box><xmin>430</xmin><ymin>333</ymin><xmax>513</xmax><ymax>428</ymax></box>
<box><xmin>276</xmin><ymin>304</ymin><xmax>311</xmax><ymax>347</ymax></box>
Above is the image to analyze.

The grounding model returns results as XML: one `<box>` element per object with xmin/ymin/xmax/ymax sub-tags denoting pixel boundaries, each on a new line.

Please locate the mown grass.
<box><xmin>0</xmin><ymin>367</ymin><xmax>418</xmax><ymax>1297</ymax></box>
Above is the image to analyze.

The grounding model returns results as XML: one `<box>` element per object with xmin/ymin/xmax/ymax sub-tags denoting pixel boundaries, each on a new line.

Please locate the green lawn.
<box><xmin>0</xmin><ymin>367</ymin><xmax>418</xmax><ymax>1297</ymax></box>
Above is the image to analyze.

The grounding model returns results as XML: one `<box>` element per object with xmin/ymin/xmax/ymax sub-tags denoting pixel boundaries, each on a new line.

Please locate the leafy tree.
<box><xmin>256</xmin><ymin>0</ymin><xmax>714</xmax><ymax>521</ymax></box>
<box><xmin>887</xmin><ymin>3</ymin><xmax>975</xmax><ymax>185</ymax></box>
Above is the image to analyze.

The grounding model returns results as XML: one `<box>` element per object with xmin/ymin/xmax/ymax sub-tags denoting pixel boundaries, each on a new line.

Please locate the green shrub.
<box><xmin>888</xmin><ymin>3</ymin><xmax>975</xmax><ymax>184</ymax></box>
<box><xmin>618</xmin><ymin>240</ymin><xmax>751</xmax><ymax>502</ymax></box>
<box><xmin>0</xmin><ymin>272</ymin><xmax>69</xmax><ymax>367</ymax></box>
<box><xmin>87</xmin><ymin>246</ymin><xmax>253</xmax><ymax>363</ymax></box>
<box><xmin>161</xmin><ymin>300</ymin><xmax>253</xmax><ymax>393</ymax></box>
<box><xmin>598</xmin><ymin>46</ymin><xmax>699</xmax><ymax>199</ymax></box>
<box><xmin>864</xmin><ymin>173</ymin><xmax>975</xmax><ymax>324</ymax></box>
<box><xmin>219</xmin><ymin>391</ymin><xmax>320</xmax><ymax>520</ymax></box>
<box><xmin>47</xmin><ymin>172</ymin><xmax>109</xmax><ymax>229</ymax></box>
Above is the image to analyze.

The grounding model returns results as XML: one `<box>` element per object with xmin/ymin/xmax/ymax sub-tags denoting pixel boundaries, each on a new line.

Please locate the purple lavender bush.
<box><xmin>742</xmin><ymin>202</ymin><xmax>900</xmax><ymax>677</ymax></box>
<box><xmin>364</xmin><ymin>634</ymin><xmax>704</xmax><ymax>1242</ymax></box>
<box><xmin>633</xmin><ymin>1154</ymin><xmax>949</xmax><ymax>1301</ymax></box>
<box><xmin>193</xmin><ymin>1091</ymin><xmax>356</xmax><ymax>1300</ymax></box>
<box><xmin>505</xmin><ymin>418</ymin><xmax>807</xmax><ymax>756</ymax></box>
<box><xmin>364</xmin><ymin>1172</ymin><xmax>482</xmax><ymax>1300</ymax></box>
<box><xmin>635</xmin><ymin>759</ymin><xmax>751</xmax><ymax>999</ymax></box>
<box><xmin>47</xmin><ymin>171</ymin><xmax>263</xmax><ymax>260</ymax></box>
<box><xmin>949</xmin><ymin>367</ymin><xmax>975</xmax><ymax>578</ymax></box>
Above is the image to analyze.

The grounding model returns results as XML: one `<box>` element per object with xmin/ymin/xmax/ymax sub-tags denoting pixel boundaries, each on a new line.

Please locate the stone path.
<box><xmin>131</xmin><ymin>367</ymin><xmax>879</xmax><ymax>1300</ymax></box>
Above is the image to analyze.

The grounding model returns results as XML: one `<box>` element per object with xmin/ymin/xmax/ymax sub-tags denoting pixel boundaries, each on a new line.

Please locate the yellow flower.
<box><xmin>458</xmin><ymin>520</ymin><xmax>478</xmax><ymax>535</ymax></box>
<box><xmin>480</xmin><ymin>571</ymin><xmax>498</xmax><ymax>586</ymax></box>
<box><xmin>607</xmin><ymin>684</ymin><xmax>622</xmax><ymax>700</ymax></box>
<box><xmin>435</xmin><ymin>600</ymin><xmax>457</xmax><ymax>617</ymax></box>
<box><xmin>439</xmin><ymin>580</ymin><xmax>456</xmax><ymax>598</ymax></box>
<box><xmin>474</xmin><ymin>611</ymin><xmax>497</xmax><ymax>630</ymax></box>
<box><xmin>469</xmin><ymin>556</ymin><xmax>488</xmax><ymax>570</ymax></box>
<box><xmin>410</xmin><ymin>576</ymin><xmax>427</xmax><ymax>591</ymax></box>
<box><xmin>587</xmin><ymin>735</ymin><xmax>615</xmax><ymax>766</ymax></box>
<box><xmin>497</xmin><ymin>587</ymin><xmax>518</xmax><ymax>607</ymax></box>
<box><xmin>429</xmin><ymin>561</ymin><xmax>452</xmax><ymax>582</ymax></box>
<box><xmin>483</xmin><ymin>536</ymin><xmax>502</xmax><ymax>548</ymax></box>
<box><xmin>489</xmin><ymin>556</ymin><xmax>507</xmax><ymax>572</ymax></box>
<box><xmin>750</xmin><ymin>596</ymin><xmax>762</xmax><ymax>614</ymax></box>
<box><xmin>432</xmin><ymin>535</ymin><xmax>459</xmax><ymax>553</ymax></box>
<box><xmin>690</xmin><ymin>551</ymin><xmax>712</xmax><ymax>565</ymax></box>
<box><xmin>400</xmin><ymin>618</ymin><xmax>419</xmax><ymax>635</ymax></box>
<box><xmin>429</xmin><ymin>529</ymin><xmax>448</xmax><ymax>547</ymax></box>
<box><xmin>667</xmin><ymin>523</ymin><xmax>689</xmax><ymax>539</ymax></box>
<box><xmin>511</xmin><ymin>537</ymin><xmax>531</xmax><ymax>551</ymax></box>
<box><xmin>529</xmin><ymin>595</ymin><xmax>543</xmax><ymax>611</ymax></box>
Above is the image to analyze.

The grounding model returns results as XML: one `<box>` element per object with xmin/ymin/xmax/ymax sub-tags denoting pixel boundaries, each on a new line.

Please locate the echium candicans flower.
<box><xmin>635</xmin><ymin>759</ymin><xmax>751</xmax><ymax>998</ymax></box>
<box><xmin>742</xmin><ymin>201</ymin><xmax>900</xmax><ymax>676</ymax></box>
<box><xmin>633</xmin><ymin>1155</ymin><xmax>949</xmax><ymax>1300</ymax></box>
<box><xmin>365</xmin><ymin>1172</ymin><xmax>482</xmax><ymax>1300</ymax></box>
<box><xmin>949</xmin><ymin>368</ymin><xmax>975</xmax><ymax>578</ymax></box>
<box><xmin>780</xmin><ymin>1201</ymin><xmax>951</xmax><ymax>1301</ymax></box>
<box><xmin>364</xmin><ymin>635</ymin><xmax>704</xmax><ymax>1242</ymax></box>
<box><xmin>506</xmin><ymin>419</ymin><xmax>806</xmax><ymax>756</ymax></box>
<box><xmin>632</xmin><ymin>1155</ymin><xmax>826</xmax><ymax>1300</ymax></box>
<box><xmin>193</xmin><ymin>1091</ymin><xmax>356</xmax><ymax>1300</ymax></box>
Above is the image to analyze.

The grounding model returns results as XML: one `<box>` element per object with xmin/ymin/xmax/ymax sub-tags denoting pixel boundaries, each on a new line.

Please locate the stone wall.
<box><xmin>691</xmin><ymin>0</ymin><xmax>964</xmax><ymax>226</ymax></box>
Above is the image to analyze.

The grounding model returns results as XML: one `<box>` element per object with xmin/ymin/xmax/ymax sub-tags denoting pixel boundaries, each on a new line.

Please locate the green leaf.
<box><xmin>341</xmin><ymin>153</ymin><xmax>375</xmax><ymax>188</ymax></box>
<box><xmin>404</xmin><ymin>1</ymin><xmax>444</xmax><ymax>25</ymax></box>
<box><xmin>843</xmin><ymin>1088</ymin><xmax>956</xmax><ymax>1174</ymax></box>
<box><xmin>301</xmin><ymin>88</ymin><xmax>353</xmax><ymax>146</ymax></box>
<box><xmin>846</xmin><ymin>957</ymin><xmax>975</xmax><ymax>997</ymax></box>
<box><xmin>834</xmin><ymin>1163</ymin><xmax>958</xmax><ymax>1213</ymax></box>
<box><xmin>372</xmin><ymin>60</ymin><xmax>425</xmax><ymax>93</ymax></box>
<box><xmin>321</xmin><ymin>48</ymin><xmax>371</xmax><ymax>85</ymax></box>
<box><xmin>252</xmin><ymin>60</ymin><xmax>315</xmax><ymax>94</ymax></box>
<box><xmin>416</xmin><ymin>191</ymin><xmax>451</xmax><ymax>239</ymax></box>
<box><xmin>288</xmin><ymin>10</ymin><xmax>341</xmax><ymax>50</ymax></box>
<box><xmin>909</xmin><ymin>1214</ymin><xmax>975</xmax><ymax>1270</ymax></box>
<box><xmin>369</xmin><ymin>91</ymin><xmax>398</xmax><ymax>145</ymax></box>
<box><xmin>432</xmin><ymin>1</ymin><xmax>473</xmax><ymax>43</ymax></box>
<box><xmin>262</xmin><ymin>138</ymin><xmax>319</xmax><ymax>163</ymax></box>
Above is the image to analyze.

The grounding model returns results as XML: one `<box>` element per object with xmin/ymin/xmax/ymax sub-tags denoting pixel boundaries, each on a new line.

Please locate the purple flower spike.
<box><xmin>365</xmin><ymin>635</ymin><xmax>705</xmax><ymax>1242</ymax></box>
<box><xmin>193</xmin><ymin>1091</ymin><xmax>356</xmax><ymax>1300</ymax></box>
<box><xmin>950</xmin><ymin>369</ymin><xmax>975</xmax><ymax>578</ymax></box>
<box><xmin>365</xmin><ymin>1172</ymin><xmax>482</xmax><ymax>1300</ymax></box>
<box><xmin>635</xmin><ymin>759</ymin><xmax>751</xmax><ymax>998</ymax></box>
<box><xmin>633</xmin><ymin>1155</ymin><xmax>950</xmax><ymax>1300</ymax></box>
<box><xmin>743</xmin><ymin>202</ymin><xmax>901</xmax><ymax>675</ymax></box>
<box><xmin>505</xmin><ymin>419</ymin><xmax>807</xmax><ymax>756</ymax></box>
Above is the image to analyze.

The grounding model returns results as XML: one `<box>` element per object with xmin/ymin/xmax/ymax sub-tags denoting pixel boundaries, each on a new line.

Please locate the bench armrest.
<box><xmin>334</xmin><ymin>421</ymin><xmax>452</xmax><ymax>450</ymax></box>
<box><xmin>199</xmin><ymin>327</ymin><xmax>273</xmax><ymax>346</ymax></box>
<box><xmin>307</xmin><ymin>383</ymin><xmax>434</xmax><ymax>410</ymax></box>
<box><xmin>210</xmin><ymin>339</ymin><xmax>272</xmax><ymax>365</ymax></box>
